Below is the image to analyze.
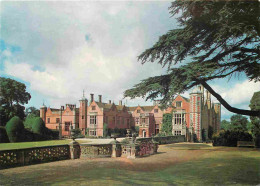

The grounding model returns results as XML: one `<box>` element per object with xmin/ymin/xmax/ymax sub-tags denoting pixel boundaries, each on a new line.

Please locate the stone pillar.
<box><xmin>111</xmin><ymin>140</ymin><xmax>121</xmax><ymax>158</ymax></box>
<box><xmin>69</xmin><ymin>140</ymin><xmax>80</xmax><ymax>159</ymax></box>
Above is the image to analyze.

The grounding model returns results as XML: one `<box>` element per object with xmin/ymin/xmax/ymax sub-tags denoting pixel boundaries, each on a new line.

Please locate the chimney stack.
<box><xmin>109</xmin><ymin>100</ymin><xmax>112</xmax><ymax>104</ymax></box>
<box><xmin>119</xmin><ymin>100</ymin><xmax>122</xmax><ymax>106</ymax></box>
<box><xmin>90</xmin><ymin>93</ymin><xmax>94</xmax><ymax>102</ymax></box>
<box><xmin>98</xmin><ymin>95</ymin><xmax>102</xmax><ymax>103</ymax></box>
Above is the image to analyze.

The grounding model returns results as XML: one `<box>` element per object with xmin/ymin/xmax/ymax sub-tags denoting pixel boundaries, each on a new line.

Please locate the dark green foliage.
<box><xmin>108</xmin><ymin>128</ymin><xmax>127</xmax><ymax>137</ymax></box>
<box><xmin>201</xmin><ymin>129</ymin><xmax>206</xmax><ymax>142</ymax></box>
<box><xmin>161</xmin><ymin>113</ymin><xmax>173</xmax><ymax>135</ymax></box>
<box><xmin>5</xmin><ymin>116</ymin><xmax>25</xmax><ymax>142</ymax></box>
<box><xmin>32</xmin><ymin>117</ymin><xmax>46</xmax><ymax>135</ymax></box>
<box><xmin>0</xmin><ymin>126</ymin><xmax>9</xmax><ymax>143</ymax></box>
<box><xmin>249</xmin><ymin>91</ymin><xmax>260</xmax><ymax>147</ymax></box>
<box><xmin>103</xmin><ymin>123</ymin><xmax>108</xmax><ymax>137</ymax></box>
<box><xmin>230</xmin><ymin>114</ymin><xmax>248</xmax><ymax>132</ymax></box>
<box><xmin>0</xmin><ymin>78</ymin><xmax>31</xmax><ymax>125</ymax></box>
<box><xmin>221</xmin><ymin>120</ymin><xmax>231</xmax><ymax>131</ymax></box>
<box><xmin>71</xmin><ymin>128</ymin><xmax>84</xmax><ymax>138</ymax></box>
<box><xmin>155</xmin><ymin>132</ymin><xmax>166</xmax><ymax>137</ymax></box>
<box><xmin>25</xmin><ymin>107</ymin><xmax>40</xmax><ymax>118</ymax></box>
<box><xmin>134</xmin><ymin>126</ymin><xmax>139</xmax><ymax>134</ymax></box>
<box><xmin>208</xmin><ymin>126</ymin><xmax>213</xmax><ymax>140</ymax></box>
<box><xmin>24</xmin><ymin>116</ymin><xmax>36</xmax><ymax>130</ymax></box>
<box><xmin>124</xmin><ymin>1</ymin><xmax>260</xmax><ymax>117</ymax></box>
<box><xmin>212</xmin><ymin>130</ymin><xmax>253</xmax><ymax>147</ymax></box>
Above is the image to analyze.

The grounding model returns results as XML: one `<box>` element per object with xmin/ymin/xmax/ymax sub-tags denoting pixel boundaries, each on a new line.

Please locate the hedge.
<box><xmin>0</xmin><ymin>126</ymin><xmax>9</xmax><ymax>143</ymax></box>
<box><xmin>213</xmin><ymin>130</ymin><xmax>253</xmax><ymax>147</ymax></box>
<box><xmin>5</xmin><ymin>116</ymin><xmax>25</xmax><ymax>142</ymax></box>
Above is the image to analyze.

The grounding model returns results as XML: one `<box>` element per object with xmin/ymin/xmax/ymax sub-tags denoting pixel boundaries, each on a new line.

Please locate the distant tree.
<box><xmin>103</xmin><ymin>123</ymin><xmax>108</xmax><ymax>137</ymax></box>
<box><xmin>25</xmin><ymin>107</ymin><xmax>40</xmax><ymax>118</ymax></box>
<box><xmin>208</xmin><ymin>125</ymin><xmax>214</xmax><ymax>140</ymax></box>
<box><xmin>124</xmin><ymin>0</ymin><xmax>260</xmax><ymax>117</ymax></box>
<box><xmin>5</xmin><ymin>116</ymin><xmax>25</xmax><ymax>142</ymax></box>
<box><xmin>230</xmin><ymin>114</ymin><xmax>248</xmax><ymax>132</ymax></box>
<box><xmin>161</xmin><ymin>113</ymin><xmax>173</xmax><ymax>135</ymax></box>
<box><xmin>249</xmin><ymin>91</ymin><xmax>260</xmax><ymax>147</ymax></box>
<box><xmin>0</xmin><ymin>77</ymin><xmax>31</xmax><ymax>126</ymax></box>
<box><xmin>221</xmin><ymin>120</ymin><xmax>231</xmax><ymax>130</ymax></box>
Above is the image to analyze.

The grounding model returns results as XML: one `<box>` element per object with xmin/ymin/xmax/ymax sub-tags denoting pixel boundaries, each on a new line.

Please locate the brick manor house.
<box><xmin>40</xmin><ymin>85</ymin><xmax>221</xmax><ymax>141</ymax></box>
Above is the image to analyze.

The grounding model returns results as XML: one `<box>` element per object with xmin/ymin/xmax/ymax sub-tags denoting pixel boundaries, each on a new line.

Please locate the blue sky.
<box><xmin>1</xmin><ymin>1</ymin><xmax>259</xmax><ymax>121</ymax></box>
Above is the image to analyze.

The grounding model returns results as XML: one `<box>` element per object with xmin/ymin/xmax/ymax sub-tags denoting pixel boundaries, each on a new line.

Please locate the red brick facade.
<box><xmin>41</xmin><ymin>85</ymin><xmax>221</xmax><ymax>140</ymax></box>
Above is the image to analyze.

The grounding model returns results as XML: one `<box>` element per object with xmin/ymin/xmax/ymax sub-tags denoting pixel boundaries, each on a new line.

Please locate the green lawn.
<box><xmin>0</xmin><ymin>140</ymin><xmax>72</xmax><ymax>150</ymax></box>
<box><xmin>0</xmin><ymin>143</ymin><xmax>259</xmax><ymax>185</ymax></box>
<box><xmin>0</xmin><ymin>139</ymin><xmax>90</xmax><ymax>151</ymax></box>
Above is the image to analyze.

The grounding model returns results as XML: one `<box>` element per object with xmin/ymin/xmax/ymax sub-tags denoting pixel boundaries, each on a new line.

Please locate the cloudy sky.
<box><xmin>1</xmin><ymin>1</ymin><xmax>259</xmax><ymax>121</ymax></box>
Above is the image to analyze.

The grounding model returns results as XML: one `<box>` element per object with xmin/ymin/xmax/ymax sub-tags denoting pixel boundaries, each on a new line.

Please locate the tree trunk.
<box><xmin>199</xmin><ymin>80</ymin><xmax>260</xmax><ymax>117</ymax></box>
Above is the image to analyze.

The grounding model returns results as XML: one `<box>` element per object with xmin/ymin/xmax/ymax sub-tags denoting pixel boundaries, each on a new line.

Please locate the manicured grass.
<box><xmin>0</xmin><ymin>140</ymin><xmax>73</xmax><ymax>150</ymax></box>
<box><xmin>0</xmin><ymin>139</ymin><xmax>91</xmax><ymax>151</ymax></box>
<box><xmin>0</xmin><ymin>143</ymin><xmax>259</xmax><ymax>185</ymax></box>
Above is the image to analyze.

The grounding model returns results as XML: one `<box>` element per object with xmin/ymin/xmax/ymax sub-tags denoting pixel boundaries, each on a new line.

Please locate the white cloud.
<box><xmin>2</xmin><ymin>1</ymin><xmax>173</xmax><ymax>108</ymax></box>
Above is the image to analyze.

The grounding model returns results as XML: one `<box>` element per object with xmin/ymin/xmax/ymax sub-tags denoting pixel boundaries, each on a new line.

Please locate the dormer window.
<box><xmin>154</xmin><ymin>109</ymin><xmax>158</xmax><ymax>113</ymax></box>
<box><xmin>92</xmin><ymin>106</ymin><xmax>96</xmax><ymax>110</ymax></box>
<box><xmin>137</xmin><ymin>109</ymin><xmax>140</xmax><ymax>113</ymax></box>
<box><xmin>176</xmin><ymin>101</ymin><xmax>182</xmax><ymax>107</ymax></box>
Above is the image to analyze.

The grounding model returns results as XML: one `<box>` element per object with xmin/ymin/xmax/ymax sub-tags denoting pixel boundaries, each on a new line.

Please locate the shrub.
<box><xmin>213</xmin><ymin>130</ymin><xmax>253</xmax><ymax>147</ymax></box>
<box><xmin>0</xmin><ymin>126</ymin><xmax>9</xmax><ymax>143</ymax></box>
<box><xmin>32</xmin><ymin>117</ymin><xmax>45</xmax><ymax>134</ymax></box>
<box><xmin>71</xmin><ymin>128</ymin><xmax>84</xmax><ymax>138</ymax></box>
<box><xmin>24</xmin><ymin>116</ymin><xmax>36</xmax><ymax>130</ymax></box>
<box><xmin>103</xmin><ymin>123</ymin><xmax>108</xmax><ymax>137</ymax></box>
<box><xmin>5</xmin><ymin>116</ymin><xmax>25</xmax><ymax>142</ymax></box>
<box><xmin>155</xmin><ymin>132</ymin><xmax>166</xmax><ymax>137</ymax></box>
<box><xmin>108</xmin><ymin>128</ymin><xmax>127</xmax><ymax>137</ymax></box>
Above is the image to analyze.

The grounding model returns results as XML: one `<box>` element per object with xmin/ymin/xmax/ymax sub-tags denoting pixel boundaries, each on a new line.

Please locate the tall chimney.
<box><xmin>119</xmin><ymin>100</ymin><xmax>122</xmax><ymax>106</ymax></box>
<box><xmin>90</xmin><ymin>93</ymin><xmax>94</xmax><ymax>102</ymax></box>
<box><xmin>109</xmin><ymin>100</ymin><xmax>112</xmax><ymax>104</ymax></box>
<box><xmin>99</xmin><ymin>95</ymin><xmax>102</xmax><ymax>103</ymax></box>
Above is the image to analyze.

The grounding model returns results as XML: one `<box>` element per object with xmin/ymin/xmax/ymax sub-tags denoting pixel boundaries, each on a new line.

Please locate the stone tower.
<box><xmin>40</xmin><ymin>104</ymin><xmax>47</xmax><ymax>124</ymax></box>
<box><xmin>214</xmin><ymin>103</ymin><xmax>221</xmax><ymax>132</ymax></box>
<box><xmin>79</xmin><ymin>91</ymin><xmax>88</xmax><ymax>135</ymax></box>
<box><xmin>190</xmin><ymin>86</ymin><xmax>203</xmax><ymax>141</ymax></box>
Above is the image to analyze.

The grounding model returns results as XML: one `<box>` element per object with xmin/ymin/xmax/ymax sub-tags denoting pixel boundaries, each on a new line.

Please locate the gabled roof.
<box><xmin>141</xmin><ymin>106</ymin><xmax>155</xmax><ymax>112</ymax></box>
<box><xmin>116</xmin><ymin>105</ymin><xmax>125</xmax><ymax>111</ymax></box>
<box><xmin>180</xmin><ymin>95</ymin><xmax>190</xmax><ymax>102</ymax></box>
<box><xmin>127</xmin><ymin>106</ymin><xmax>137</xmax><ymax>112</ymax></box>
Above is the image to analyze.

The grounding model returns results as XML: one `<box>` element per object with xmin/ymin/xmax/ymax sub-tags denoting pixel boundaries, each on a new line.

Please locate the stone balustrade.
<box><xmin>0</xmin><ymin>145</ymin><xmax>70</xmax><ymax>169</ymax></box>
<box><xmin>80</xmin><ymin>144</ymin><xmax>112</xmax><ymax>158</ymax></box>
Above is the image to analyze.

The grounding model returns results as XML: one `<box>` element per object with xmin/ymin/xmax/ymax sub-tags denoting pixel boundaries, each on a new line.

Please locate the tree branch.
<box><xmin>199</xmin><ymin>80</ymin><xmax>260</xmax><ymax>117</ymax></box>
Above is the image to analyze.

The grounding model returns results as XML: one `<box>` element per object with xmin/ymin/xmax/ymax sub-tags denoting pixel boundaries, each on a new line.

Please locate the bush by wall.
<box><xmin>0</xmin><ymin>126</ymin><xmax>9</xmax><ymax>143</ymax></box>
<box><xmin>108</xmin><ymin>128</ymin><xmax>127</xmax><ymax>137</ymax></box>
<box><xmin>212</xmin><ymin>130</ymin><xmax>253</xmax><ymax>147</ymax></box>
<box><xmin>5</xmin><ymin>116</ymin><xmax>25</xmax><ymax>142</ymax></box>
<box><xmin>71</xmin><ymin>128</ymin><xmax>84</xmax><ymax>138</ymax></box>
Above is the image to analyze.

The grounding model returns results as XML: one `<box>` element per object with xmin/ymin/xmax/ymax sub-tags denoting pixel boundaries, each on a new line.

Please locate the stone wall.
<box><xmin>80</xmin><ymin>144</ymin><xmax>112</xmax><ymax>158</ymax></box>
<box><xmin>0</xmin><ymin>145</ymin><xmax>70</xmax><ymax>169</ymax></box>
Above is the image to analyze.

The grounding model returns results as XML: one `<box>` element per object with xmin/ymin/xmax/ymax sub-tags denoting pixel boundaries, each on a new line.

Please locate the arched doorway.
<box><xmin>142</xmin><ymin>129</ymin><xmax>146</xmax><ymax>138</ymax></box>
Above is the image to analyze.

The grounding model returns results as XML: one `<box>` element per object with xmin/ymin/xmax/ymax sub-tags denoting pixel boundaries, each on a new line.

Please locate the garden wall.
<box><xmin>0</xmin><ymin>145</ymin><xmax>70</xmax><ymax>169</ymax></box>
